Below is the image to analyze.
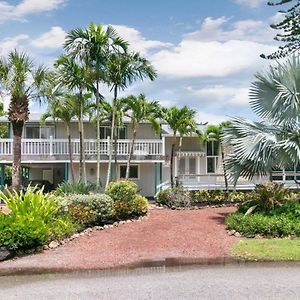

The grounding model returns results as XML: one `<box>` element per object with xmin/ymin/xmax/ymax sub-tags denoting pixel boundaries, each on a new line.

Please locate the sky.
<box><xmin>0</xmin><ymin>0</ymin><xmax>284</xmax><ymax>124</ymax></box>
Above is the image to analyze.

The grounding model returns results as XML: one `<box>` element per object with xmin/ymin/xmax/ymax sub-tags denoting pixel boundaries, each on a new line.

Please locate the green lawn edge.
<box><xmin>231</xmin><ymin>239</ymin><xmax>300</xmax><ymax>261</ymax></box>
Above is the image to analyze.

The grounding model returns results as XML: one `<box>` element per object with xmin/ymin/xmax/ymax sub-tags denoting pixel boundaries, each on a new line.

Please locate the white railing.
<box><xmin>0</xmin><ymin>138</ymin><xmax>163</xmax><ymax>157</ymax></box>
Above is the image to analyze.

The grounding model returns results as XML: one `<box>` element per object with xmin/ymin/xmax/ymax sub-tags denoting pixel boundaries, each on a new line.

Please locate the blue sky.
<box><xmin>0</xmin><ymin>0</ymin><xmax>283</xmax><ymax>124</ymax></box>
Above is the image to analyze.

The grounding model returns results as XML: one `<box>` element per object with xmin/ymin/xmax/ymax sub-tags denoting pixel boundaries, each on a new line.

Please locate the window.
<box><xmin>100</xmin><ymin>126</ymin><xmax>126</xmax><ymax>139</ymax></box>
<box><xmin>119</xmin><ymin>165</ymin><xmax>139</xmax><ymax>179</ymax></box>
<box><xmin>25</xmin><ymin>126</ymin><xmax>54</xmax><ymax>139</ymax></box>
<box><xmin>207</xmin><ymin>141</ymin><xmax>219</xmax><ymax>174</ymax></box>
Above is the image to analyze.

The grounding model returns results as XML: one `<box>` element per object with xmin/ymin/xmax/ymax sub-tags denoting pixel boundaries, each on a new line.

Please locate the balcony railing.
<box><xmin>0</xmin><ymin>138</ymin><xmax>164</xmax><ymax>160</ymax></box>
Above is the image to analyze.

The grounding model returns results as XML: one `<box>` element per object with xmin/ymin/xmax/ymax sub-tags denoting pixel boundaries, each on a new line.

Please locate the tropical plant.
<box><xmin>64</xmin><ymin>23</ymin><xmax>128</xmax><ymax>190</ymax></box>
<box><xmin>161</xmin><ymin>106</ymin><xmax>198</xmax><ymax>187</ymax></box>
<box><xmin>261</xmin><ymin>0</ymin><xmax>300</xmax><ymax>59</ymax></box>
<box><xmin>41</xmin><ymin>96</ymin><xmax>76</xmax><ymax>183</ymax></box>
<box><xmin>201</xmin><ymin>122</ymin><xmax>230</xmax><ymax>192</ymax></box>
<box><xmin>222</xmin><ymin>55</ymin><xmax>300</xmax><ymax>183</ymax></box>
<box><xmin>105</xmin><ymin>51</ymin><xmax>157</xmax><ymax>188</ymax></box>
<box><xmin>0</xmin><ymin>50</ymin><xmax>49</xmax><ymax>191</ymax></box>
<box><xmin>122</xmin><ymin>94</ymin><xmax>161</xmax><ymax>179</ymax></box>
<box><xmin>54</xmin><ymin>55</ymin><xmax>91</xmax><ymax>183</ymax></box>
<box><xmin>0</xmin><ymin>101</ymin><xmax>8</xmax><ymax>138</ymax></box>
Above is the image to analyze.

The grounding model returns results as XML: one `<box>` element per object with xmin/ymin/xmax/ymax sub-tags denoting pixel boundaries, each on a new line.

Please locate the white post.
<box><xmin>50</xmin><ymin>135</ymin><xmax>53</xmax><ymax>156</ymax></box>
<box><xmin>197</xmin><ymin>156</ymin><xmax>201</xmax><ymax>182</ymax></box>
<box><xmin>162</xmin><ymin>136</ymin><xmax>165</xmax><ymax>156</ymax></box>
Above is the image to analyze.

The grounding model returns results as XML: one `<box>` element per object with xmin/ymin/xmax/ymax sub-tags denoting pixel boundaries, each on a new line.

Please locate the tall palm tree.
<box><xmin>54</xmin><ymin>55</ymin><xmax>90</xmax><ymax>183</ymax></box>
<box><xmin>64</xmin><ymin>23</ymin><xmax>128</xmax><ymax>189</ymax></box>
<box><xmin>41</xmin><ymin>96</ymin><xmax>76</xmax><ymax>183</ymax></box>
<box><xmin>105</xmin><ymin>51</ymin><xmax>157</xmax><ymax>188</ymax></box>
<box><xmin>122</xmin><ymin>94</ymin><xmax>161</xmax><ymax>179</ymax></box>
<box><xmin>201</xmin><ymin>123</ymin><xmax>230</xmax><ymax>192</ymax></box>
<box><xmin>222</xmin><ymin>55</ymin><xmax>300</xmax><ymax>184</ymax></box>
<box><xmin>0</xmin><ymin>50</ymin><xmax>49</xmax><ymax>191</ymax></box>
<box><xmin>161</xmin><ymin>106</ymin><xmax>198</xmax><ymax>188</ymax></box>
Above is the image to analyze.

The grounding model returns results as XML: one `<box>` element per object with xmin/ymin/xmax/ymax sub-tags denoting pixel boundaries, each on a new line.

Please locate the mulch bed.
<box><xmin>0</xmin><ymin>206</ymin><xmax>237</xmax><ymax>273</ymax></box>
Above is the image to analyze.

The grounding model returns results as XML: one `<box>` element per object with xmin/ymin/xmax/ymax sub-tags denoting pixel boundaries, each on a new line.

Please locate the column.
<box><xmin>154</xmin><ymin>162</ymin><xmax>158</xmax><ymax>195</ymax></box>
<box><xmin>64</xmin><ymin>162</ymin><xmax>69</xmax><ymax>182</ymax></box>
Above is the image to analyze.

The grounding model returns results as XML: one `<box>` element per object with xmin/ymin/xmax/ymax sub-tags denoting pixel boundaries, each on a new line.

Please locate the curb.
<box><xmin>1</xmin><ymin>256</ymin><xmax>300</xmax><ymax>277</ymax></box>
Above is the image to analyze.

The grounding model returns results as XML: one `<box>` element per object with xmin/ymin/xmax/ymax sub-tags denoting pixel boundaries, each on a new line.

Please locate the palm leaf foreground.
<box><xmin>222</xmin><ymin>55</ymin><xmax>300</xmax><ymax>184</ymax></box>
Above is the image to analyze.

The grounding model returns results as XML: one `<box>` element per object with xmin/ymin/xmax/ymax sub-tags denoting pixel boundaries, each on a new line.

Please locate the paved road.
<box><xmin>1</xmin><ymin>264</ymin><xmax>300</xmax><ymax>299</ymax></box>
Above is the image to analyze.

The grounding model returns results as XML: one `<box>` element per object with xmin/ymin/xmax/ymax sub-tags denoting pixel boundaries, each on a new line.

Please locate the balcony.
<box><xmin>0</xmin><ymin>138</ymin><xmax>164</xmax><ymax>162</ymax></box>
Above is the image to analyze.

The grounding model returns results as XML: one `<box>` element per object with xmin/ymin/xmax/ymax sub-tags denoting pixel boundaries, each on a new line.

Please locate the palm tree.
<box><xmin>222</xmin><ymin>55</ymin><xmax>300</xmax><ymax>184</ymax></box>
<box><xmin>0</xmin><ymin>50</ymin><xmax>49</xmax><ymax>191</ymax></box>
<box><xmin>122</xmin><ymin>94</ymin><xmax>160</xmax><ymax>179</ymax></box>
<box><xmin>54</xmin><ymin>55</ymin><xmax>90</xmax><ymax>183</ymax></box>
<box><xmin>64</xmin><ymin>23</ymin><xmax>128</xmax><ymax>190</ymax></box>
<box><xmin>105</xmin><ymin>51</ymin><xmax>157</xmax><ymax>188</ymax></box>
<box><xmin>41</xmin><ymin>96</ymin><xmax>76</xmax><ymax>183</ymax></box>
<box><xmin>201</xmin><ymin>123</ymin><xmax>230</xmax><ymax>192</ymax></box>
<box><xmin>161</xmin><ymin>106</ymin><xmax>198</xmax><ymax>188</ymax></box>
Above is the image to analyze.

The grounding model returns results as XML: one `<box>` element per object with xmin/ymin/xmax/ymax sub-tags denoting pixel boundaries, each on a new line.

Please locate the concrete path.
<box><xmin>0</xmin><ymin>207</ymin><xmax>237</xmax><ymax>275</ymax></box>
<box><xmin>1</xmin><ymin>264</ymin><xmax>300</xmax><ymax>299</ymax></box>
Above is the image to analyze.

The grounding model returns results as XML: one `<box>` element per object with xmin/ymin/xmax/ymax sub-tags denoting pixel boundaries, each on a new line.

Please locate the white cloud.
<box><xmin>0</xmin><ymin>0</ymin><xmax>65</xmax><ymax>23</ymax></box>
<box><xmin>187</xmin><ymin>85</ymin><xmax>250</xmax><ymax>107</ymax></box>
<box><xmin>151</xmin><ymin>17</ymin><xmax>276</xmax><ymax>78</ymax></box>
<box><xmin>0</xmin><ymin>34</ymin><xmax>29</xmax><ymax>55</ymax></box>
<box><xmin>31</xmin><ymin>26</ymin><xmax>66</xmax><ymax>49</ymax></box>
<box><xmin>109</xmin><ymin>24</ymin><xmax>172</xmax><ymax>55</ymax></box>
<box><xmin>151</xmin><ymin>39</ymin><xmax>274</xmax><ymax>78</ymax></box>
<box><xmin>196</xmin><ymin>111</ymin><xmax>230</xmax><ymax>125</ymax></box>
<box><xmin>234</xmin><ymin>0</ymin><xmax>265</xmax><ymax>8</ymax></box>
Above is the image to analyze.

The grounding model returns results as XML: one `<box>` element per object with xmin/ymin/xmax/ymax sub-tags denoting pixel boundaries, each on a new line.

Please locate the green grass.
<box><xmin>231</xmin><ymin>239</ymin><xmax>300</xmax><ymax>261</ymax></box>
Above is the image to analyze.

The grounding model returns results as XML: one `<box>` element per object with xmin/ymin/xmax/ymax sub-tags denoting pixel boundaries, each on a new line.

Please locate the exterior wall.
<box><xmin>70</xmin><ymin>162</ymin><xmax>156</xmax><ymax>197</ymax></box>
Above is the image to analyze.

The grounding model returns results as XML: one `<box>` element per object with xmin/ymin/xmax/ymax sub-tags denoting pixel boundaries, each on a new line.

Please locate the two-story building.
<box><xmin>0</xmin><ymin>113</ymin><xmax>298</xmax><ymax>196</ymax></box>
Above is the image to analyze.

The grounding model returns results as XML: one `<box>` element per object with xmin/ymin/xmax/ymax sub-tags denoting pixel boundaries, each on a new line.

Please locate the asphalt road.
<box><xmin>1</xmin><ymin>264</ymin><xmax>300</xmax><ymax>300</ymax></box>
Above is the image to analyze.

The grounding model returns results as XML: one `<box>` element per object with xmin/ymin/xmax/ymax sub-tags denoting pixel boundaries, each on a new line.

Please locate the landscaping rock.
<box><xmin>43</xmin><ymin>245</ymin><xmax>49</xmax><ymax>251</ymax></box>
<box><xmin>227</xmin><ymin>230</ymin><xmax>236</xmax><ymax>236</ymax></box>
<box><xmin>234</xmin><ymin>232</ymin><xmax>241</xmax><ymax>237</ymax></box>
<box><xmin>48</xmin><ymin>241</ymin><xmax>59</xmax><ymax>249</ymax></box>
<box><xmin>0</xmin><ymin>248</ymin><xmax>10</xmax><ymax>261</ymax></box>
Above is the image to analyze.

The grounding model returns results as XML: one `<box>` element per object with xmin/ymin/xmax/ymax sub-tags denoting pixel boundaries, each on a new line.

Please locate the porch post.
<box><xmin>154</xmin><ymin>162</ymin><xmax>158</xmax><ymax>195</ymax></box>
<box><xmin>160</xmin><ymin>162</ymin><xmax>163</xmax><ymax>186</ymax></box>
<box><xmin>0</xmin><ymin>164</ymin><xmax>5</xmax><ymax>188</ymax></box>
<box><xmin>197</xmin><ymin>156</ymin><xmax>201</xmax><ymax>182</ymax></box>
<box><xmin>64</xmin><ymin>162</ymin><xmax>69</xmax><ymax>182</ymax></box>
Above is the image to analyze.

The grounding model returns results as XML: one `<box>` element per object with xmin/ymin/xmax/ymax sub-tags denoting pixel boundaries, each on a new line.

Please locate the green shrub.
<box><xmin>105</xmin><ymin>180</ymin><xmax>138</xmax><ymax>219</ymax></box>
<box><xmin>47</xmin><ymin>217</ymin><xmax>81</xmax><ymax>241</ymax></box>
<box><xmin>64</xmin><ymin>193</ymin><xmax>115</xmax><ymax>225</ymax></box>
<box><xmin>254</xmin><ymin>182</ymin><xmax>289</xmax><ymax>211</ymax></box>
<box><xmin>226</xmin><ymin>213</ymin><xmax>297</xmax><ymax>237</ymax></box>
<box><xmin>0</xmin><ymin>187</ymin><xmax>79</xmax><ymax>250</ymax></box>
<box><xmin>55</xmin><ymin>181</ymin><xmax>97</xmax><ymax>196</ymax></box>
<box><xmin>0</xmin><ymin>214</ymin><xmax>48</xmax><ymax>249</ymax></box>
<box><xmin>155</xmin><ymin>187</ymin><xmax>191</xmax><ymax>208</ymax></box>
<box><xmin>190</xmin><ymin>190</ymin><xmax>248</xmax><ymax>206</ymax></box>
<box><xmin>105</xmin><ymin>180</ymin><xmax>138</xmax><ymax>202</ymax></box>
<box><xmin>132</xmin><ymin>195</ymin><xmax>148</xmax><ymax>216</ymax></box>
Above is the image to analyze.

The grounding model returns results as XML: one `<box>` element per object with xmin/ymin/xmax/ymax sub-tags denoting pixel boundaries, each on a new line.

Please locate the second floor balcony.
<box><xmin>0</xmin><ymin>138</ymin><xmax>164</xmax><ymax>162</ymax></box>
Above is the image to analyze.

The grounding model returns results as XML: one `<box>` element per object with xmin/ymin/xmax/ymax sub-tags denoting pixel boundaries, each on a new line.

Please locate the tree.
<box><xmin>222</xmin><ymin>55</ymin><xmax>300</xmax><ymax>183</ymax></box>
<box><xmin>122</xmin><ymin>94</ymin><xmax>160</xmax><ymax>179</ymax></box>
<box><xmin>0</xmin><ymin>101</ymin><xmax>8</xmax><ymax>138</ymax></box>
<box><xmin>261</xmin><ymin>0</ymin><xmax>300</xmax><ymax>59</ymax></box>
<box><xmin>0</xmin><ymin>50</ymin><xmax>49</xmax><ymax>191</ymax></box>
<box><xmin>64</xmin><ymin>23</ymin><xmax>128</xmax><ymax>190</ymax></box>
<box><xmin>105</xmin><ymin>51</ymin><xmax>157</xmax><ymax>188</ymax></box>
<box><xmin>54</xmin><ymin>55</ymin><xmax>90</xmax><ymax>183</ymax></box>
<box><xmin>41</xmin><ymin>96</ymin><xmax>76</xmax><ymax>183</ymax></box>
<box><xmin>201</xmin><ymin>123</ymin><xmax>230</xmax><ymax>192</ymax></box>
<box><xmin>161</xmin><ymin>106</ymin><xmax>198</xmax><ymax>188</ymax></box>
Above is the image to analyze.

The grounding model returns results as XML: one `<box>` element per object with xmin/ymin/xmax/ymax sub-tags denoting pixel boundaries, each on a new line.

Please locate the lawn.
<box><xmin>231</xmin><ymin>239</ymin><xmax>300</xmax><ymax>261</ymax></box>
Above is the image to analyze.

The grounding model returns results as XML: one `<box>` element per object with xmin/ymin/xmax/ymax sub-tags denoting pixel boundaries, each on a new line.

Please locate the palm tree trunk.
<box><xmin>220</xmin><ymin>143</ymin><xmax>229</xmax><ymax>197</ymax></box>
<box><xmin>96</xmin><ymin>81</ymin><xmax>101</xmax><ymax>190</ymax></box>
<box><xmin>66</xmin><ymin>124</ymin><xmax>75</xmax><ymax>183</ymax></box>
<box><xmin>78</xmin><ymin>114</ymin><xmax>83</xmax><ymax>182</ymax></box>
<box><xmin>11</xmin><ymin>122</ymin><xmax>23</xmax><ymax>191</ymax></box>
<box><xmin>170</xmin><ymin>135</ymin><xmax>176</xmax><ymax>188</ymax></box>
<box><xmin>114</xmin><ymin>124</ymin><xmax>118</xmax><ymax>180</ymax></box>
<box><xmin>81</xmin><ymin>103</ymin><xmax>87</xmax><ymax>184</ymax></box>
<box><xmin>126</xmin><ymin>128</ymin><xmax>137</xmax><ymax>179</ymax></box>
<box><xmin>106</xmin><ymin>86</ymin><xmax>117</xmax><ymax>188</ymax></box>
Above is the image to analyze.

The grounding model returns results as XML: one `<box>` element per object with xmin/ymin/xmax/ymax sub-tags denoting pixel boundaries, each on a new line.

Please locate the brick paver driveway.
<box><xmin>0</xmin><ymin>207</ymin><xmax>237</xmax><ymax>273</ymax></box>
